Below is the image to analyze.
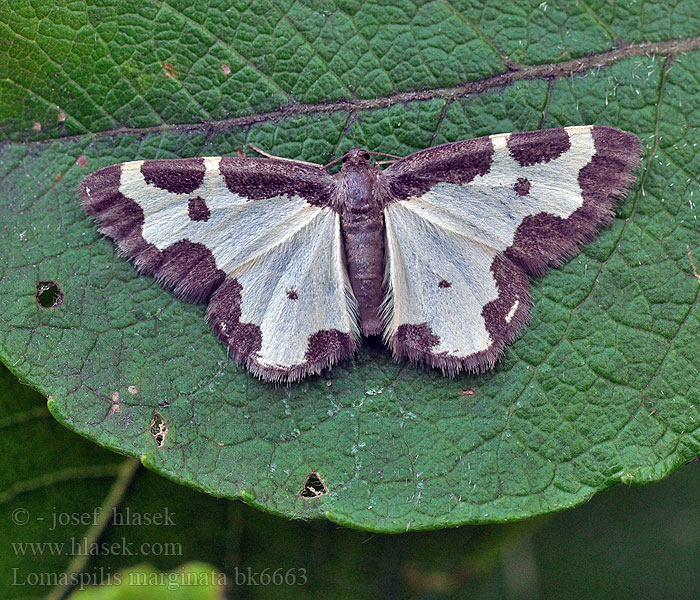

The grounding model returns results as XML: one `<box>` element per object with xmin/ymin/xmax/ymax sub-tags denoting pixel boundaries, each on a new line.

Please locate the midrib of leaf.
<box><xmin>11</xmin><ymin>35</ymin><xmax>700</xmax><ymax>151</ymax></box>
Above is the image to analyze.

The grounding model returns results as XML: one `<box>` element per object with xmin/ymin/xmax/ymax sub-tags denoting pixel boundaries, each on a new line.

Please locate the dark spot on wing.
<box><xmin>141</xmin><ymin>158</ymin><xmax>206</xmax><ymax>194</ymax></box>
<box><xmin>438</xmin><ymin>279</ymin><xmax>451</xmax><ymax>288</ymax></box>
<box><xmin>188</xmin><ymin>196</ymin><xmax>210</xmax><ymax>221</ymax></box>
<box><xmin>36</xmin><ymin>281</ymin><xmax>63</xmax><ymax>308</ymax></box>
<box><xmin>507</xmin><ymin>128</ymin><xmax>571</xmax><ymax>167</ymax></box>
<box><xmin>287</xmin><ymin>289</ymin><xmax>298</xmax><ymax>300</ymax></box>
<box><xmin>514</xmin><ymin>177</ymin><xmax>530</xmax><ymax>196</ymax></box>
<box><xmin>157</xmin><ymin>240</ymin><xmax>224</xmax><ymax>303</ymax></box>
<box><xmin>481</xmin><ymin>255</ymin><xmax>529</xmax><ymax>343</ymax></box>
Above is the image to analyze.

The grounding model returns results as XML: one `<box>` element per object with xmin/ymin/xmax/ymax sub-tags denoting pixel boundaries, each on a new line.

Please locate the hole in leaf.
<box><xmin>300</xmin><ymin>472</ymin><xmax>328</xmax><ymax>499</ymax></box>
<box><xmin>150</xmin><ymin>413</ymin><xmax>169</xmax><ymax>448</ymax></box>
<box><xmin>36</xmin><ymin>281</ymin><xmax>64</xmax><ymax>308</ymax></box>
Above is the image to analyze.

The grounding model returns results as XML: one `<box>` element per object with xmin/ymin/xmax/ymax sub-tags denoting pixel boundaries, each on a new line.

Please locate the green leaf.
<box><xmin>2</xmin><ymin>2</ymin><xmax>700</xmax><ymax>532</ymax></box>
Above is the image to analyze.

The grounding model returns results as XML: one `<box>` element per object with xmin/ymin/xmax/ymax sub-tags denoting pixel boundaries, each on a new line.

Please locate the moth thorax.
<box><xmin>341</xmin><ymin>166</ymin><xmax>381</xmax><ymax>215</ymax></box>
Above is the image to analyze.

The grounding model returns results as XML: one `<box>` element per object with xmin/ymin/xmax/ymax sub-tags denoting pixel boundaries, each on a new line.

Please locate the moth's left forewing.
<box><xmin>80</xmin><ymin>156</ymin><xmax>360</xmax><ymax>383</ymax></box>
<box><xmin>381</xmin><ymin>125</ymin><xmax>642</xmax><ymax>375</ymax></box>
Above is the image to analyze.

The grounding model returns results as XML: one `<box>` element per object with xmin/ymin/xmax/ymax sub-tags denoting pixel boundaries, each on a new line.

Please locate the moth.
<box><xmin>79</xmin><ymin>126</ymin><xmax>641</xmax><ymax>383</ymax></box>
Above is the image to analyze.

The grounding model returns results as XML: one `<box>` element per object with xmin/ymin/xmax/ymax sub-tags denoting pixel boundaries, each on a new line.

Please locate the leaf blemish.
<box><xmin>686</xmin><ymin>245</ymin><xmax>700</xmax><ymax>282</ymax></box>
<box><xmin>163</xmin><ymin>62</ymin><xmax>178</xmax><ymax>78</ymax></box>
<box><xmin>110</xmin><ymin>391</ymin><xmax>121</xmax><ymax>414</ymax></box>
<box><xmin>300</xmin><ymin>472</ymin><xmax>328</xmax><ymax>498</ymax></box>
<box><xmin>36</xmin><ymin>281</ymin><xmax>64</xmax><ymax>309</ymax></box>
<box><xmin>150</xmin><ymin>413</ymin><xmax>169</xmax><ymax>448</ymax></box>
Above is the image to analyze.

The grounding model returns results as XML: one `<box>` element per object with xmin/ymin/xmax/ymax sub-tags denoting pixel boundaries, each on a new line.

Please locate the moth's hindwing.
<box><xmin>382</xmin><ymin>125</ymin><xmax>642</xmax><ymax>374</ymax></box>
<box><xmin>80</xmin><ymin>156</ymin><xmax>359</xmax><ymax>382</ymax></box>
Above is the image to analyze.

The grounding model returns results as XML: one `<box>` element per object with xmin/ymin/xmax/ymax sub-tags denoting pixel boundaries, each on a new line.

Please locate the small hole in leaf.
<box><xmin>300</xmin><ymin>472</ymin><xmax>328</xmax><ymax>498</ymax></box>
<box><xmin>150</xmin><ymin>413</ymin><xmax>169</xmax><ymax>448</ymax></box>
<box><xmin>36</xmin><ymin>281</ymin><xmax>64</xmax><ymax>308</ymax></box>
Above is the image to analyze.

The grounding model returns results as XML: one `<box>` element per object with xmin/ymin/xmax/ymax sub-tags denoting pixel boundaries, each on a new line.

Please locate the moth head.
<box><xmin>341</xmin><ymin>148</ymin><xmax>372</xmax><ymax>169</ymax></box>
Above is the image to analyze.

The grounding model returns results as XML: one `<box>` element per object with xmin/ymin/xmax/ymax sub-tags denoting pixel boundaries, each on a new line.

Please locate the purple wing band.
<box><xmin>219</xmin><ymin>157</ymin><xmax>333</xmax><ymax>206</ymax></box>
<box><xmin>386</xmin><ymin>136</ymin><xmax>495</xmax><ymax>199</ymax></box>
<box><xmin>505</xmin><ymin>126</ymin><xmax>642</xmax><ymax>276</ymax></box>
<box><xmin>79</xmin><ymin>162</ymin><xmax>225</xmax><ymax>304</ymax></box>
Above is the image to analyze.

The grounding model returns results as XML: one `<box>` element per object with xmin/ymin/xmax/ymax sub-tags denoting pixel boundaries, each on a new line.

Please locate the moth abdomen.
<box><xmin>340</xmin><ymin>211</ymin><xmax>385</xmax><ymax>337</ymax></box>
<box><xmin>337</xmin><ymin>158</ymin><xmax>387</xmax><ymax>337</ymax></box>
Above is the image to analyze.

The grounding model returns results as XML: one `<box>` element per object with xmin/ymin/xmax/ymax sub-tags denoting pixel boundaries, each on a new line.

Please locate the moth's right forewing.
<box><xmin>381</xmin><ymin>126</ymin><xmax>641</xmax><ymax>375</ymax></box>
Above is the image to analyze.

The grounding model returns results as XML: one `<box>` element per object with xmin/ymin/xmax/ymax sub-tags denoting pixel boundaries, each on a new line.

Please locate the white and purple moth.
<box><xmin>79</xmin><ymin>125</ymin><xmax>641</xmax><ymax>382</ymax></box>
